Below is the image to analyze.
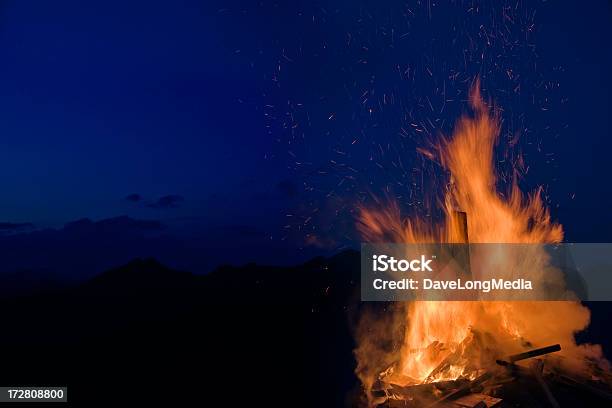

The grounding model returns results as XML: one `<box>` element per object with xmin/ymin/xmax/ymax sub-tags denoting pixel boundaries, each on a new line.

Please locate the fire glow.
<box><xmin>354</xmin><ymin>80</ymin><xmax>608</xmax><ymax>404</ymax></box>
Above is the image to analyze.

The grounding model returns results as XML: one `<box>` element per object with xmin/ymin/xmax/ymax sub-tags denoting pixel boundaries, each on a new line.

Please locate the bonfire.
<box><xmin>355</xmin><ymin>80</ymin><xmax>611</xmax><ymax>407</ymax></box>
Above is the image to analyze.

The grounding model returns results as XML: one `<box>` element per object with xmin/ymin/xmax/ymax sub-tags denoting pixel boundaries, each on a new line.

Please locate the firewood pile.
<box><xmin>372</xmin><ymin>344</ymin><xmax>612</xmax><ymax>407</ymax></box>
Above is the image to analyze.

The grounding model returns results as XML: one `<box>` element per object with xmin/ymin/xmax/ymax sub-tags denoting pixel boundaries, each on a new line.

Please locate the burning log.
<box><xmin>424</xmin><ymin>329</ymin><xmax>497</xmax><ymax>383</ymax></box>
<box><xmin>495</xmin><ymin>344</ymin><xmax>561</xmax><ymax>366</ymax></box>
<box><xmin>373</xmin><ymin>379</ymin><xmax>471</xmax><ymax>402</ymax></box>
<box><xmin>426</xmin><ymin>372</ymin><xmax>493</xmax><ymax>408</ymax></box>
<box><xmin>424</xmin><ymin>340</ymin><xmax>466</xmax><ymax>384</ymax></box>
<box><xmin>449</xmin><ymin>211</ymin><xmax>472</xmax><ymax>281</ymax></box>
<box><xmin>451</xmin><ymin>211</ymin><xmax>469</xmax><ymax>243</ymax></box>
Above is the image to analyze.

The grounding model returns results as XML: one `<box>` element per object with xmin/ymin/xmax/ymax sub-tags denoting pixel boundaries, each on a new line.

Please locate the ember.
<box><xmin>355</xmin><ymin>80</ymin><xmax>611</xmax><ymax>407</ymax></box>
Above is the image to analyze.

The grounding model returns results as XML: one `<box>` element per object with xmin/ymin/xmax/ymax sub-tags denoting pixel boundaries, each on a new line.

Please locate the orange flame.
<box><xmin>355</xmin><ymin>80</ymin><xmax>606</xmax><ymax>401</ymax></box>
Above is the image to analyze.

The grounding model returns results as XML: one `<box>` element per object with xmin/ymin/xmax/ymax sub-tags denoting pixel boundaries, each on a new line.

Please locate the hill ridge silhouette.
<box><xmin>0</xmin><ymin>249</ymin><xmax>362</xmax><ymax>406</ymax></box>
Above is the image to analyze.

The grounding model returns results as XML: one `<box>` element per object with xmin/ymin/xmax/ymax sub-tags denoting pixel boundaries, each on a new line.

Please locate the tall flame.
<box><xmin>355</xmin><ymin>80</ymin><xmax>605</xmax><ymax>401</ymax></box>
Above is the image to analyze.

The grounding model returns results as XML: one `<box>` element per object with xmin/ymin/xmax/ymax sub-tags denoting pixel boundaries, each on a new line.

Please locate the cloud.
<box><xmin>125</xmin><ymin>193</ymin><xmax>142</xmax><ymax>202</ymax></box>
<box><xmin>146</xmin><ymin>195</ymin><xmax>184</xmax><ymax>209</ymax></box>
<box><xmin>64</xmin><ymin>216</ymin><xmax>164</xmax><ymax>233</ymax></box>
<box><xmin>0</xmin><ymin>222</ymin><xmax>34</xmax><ymax>233</ymax></box>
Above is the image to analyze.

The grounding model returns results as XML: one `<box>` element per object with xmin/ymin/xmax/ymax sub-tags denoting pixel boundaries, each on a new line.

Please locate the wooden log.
<box><xmin>375</xmin><ymin>379</ymin><xmax>470</xmax><ymax>401</ymax></box>
<box><xmin>425</xmin><ymin>349</ymin><xmax>463</xmax><ymax>383</ymax></box>
<box><xmin>450</xmin><ymin>211</ymin><xmax>472</xmax><ymax>280</ymax></box>
<box><xmin>496</xmin><ymin>344</ymin><xmax>561</xmax><ymax>366</ymax></box>
<box><xmin>426</xmin><ymin>372</ymin><xmax>493</xmax><ymax>408</ymax></box>
<box><xmin>451</xmin><ymin>211</ymin><xmax>469</xmax><ymax>243</ymax></box>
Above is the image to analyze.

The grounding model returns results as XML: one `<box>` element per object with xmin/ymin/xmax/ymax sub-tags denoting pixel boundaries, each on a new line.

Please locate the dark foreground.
<box><xmin>0</xmin><ymin>251</ymin><xmax>362</xmax><ymax>407</ymax></box>
<box><xmin>0</xmin><ymin>250</ymin><xmax>610</xmax><ymax>407</ymax></box>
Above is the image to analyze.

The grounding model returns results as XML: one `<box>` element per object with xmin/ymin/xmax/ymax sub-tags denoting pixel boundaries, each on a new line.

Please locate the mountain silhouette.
<box><xmin>0</xmin><ymin>215</ymin><xmax>323</xmax><ymax>287</ymax></box>
<box><xmin>81</xmin><ymin>258</ymin><xmax>196</xmax><ymax>294</ymax></box>
<box><xmin>0</xmin><ymin>250</ymin><xmax>362</xmax><ymax>407</ymax></box>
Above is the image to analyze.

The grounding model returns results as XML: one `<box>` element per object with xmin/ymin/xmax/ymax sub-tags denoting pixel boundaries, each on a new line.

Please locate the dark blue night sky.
<box><xmin>0</xmin><ymin>1</ymin><xmax>611</xmax><ymax>278</ymax></box>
